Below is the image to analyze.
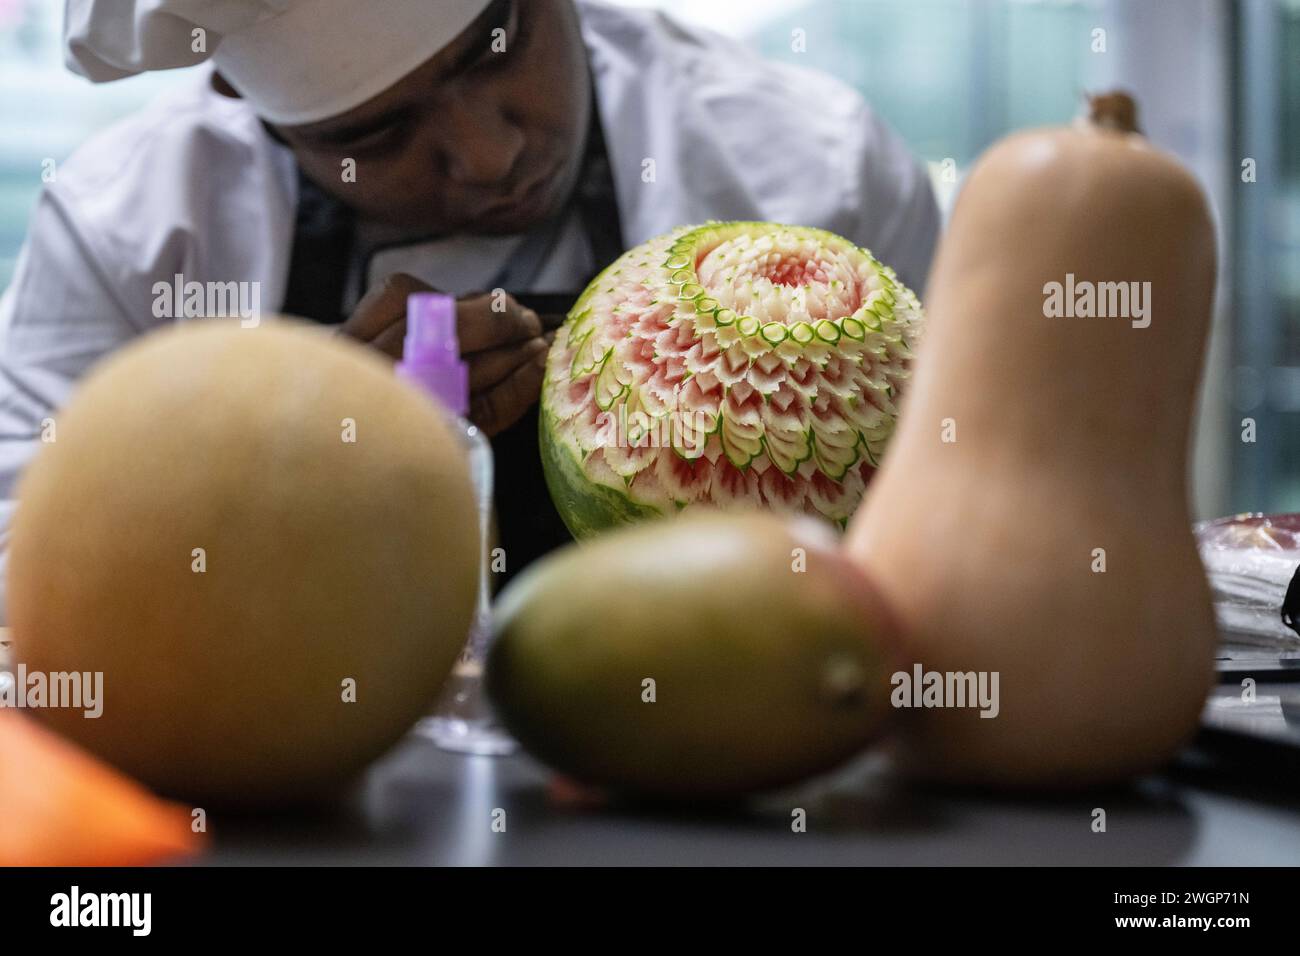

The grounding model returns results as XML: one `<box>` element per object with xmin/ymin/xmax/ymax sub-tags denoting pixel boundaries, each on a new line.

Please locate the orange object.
<box><xmin>0</xmin><ymin>710</ymin><xmax>206</xmax><ymax>866</ymax></box>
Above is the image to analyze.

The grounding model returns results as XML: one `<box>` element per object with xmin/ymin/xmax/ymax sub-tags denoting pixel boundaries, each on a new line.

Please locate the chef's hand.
<box><xmin>338</xmin><ymin>273</ymin><xmax>550</xmax><ymax>436</ymax></box>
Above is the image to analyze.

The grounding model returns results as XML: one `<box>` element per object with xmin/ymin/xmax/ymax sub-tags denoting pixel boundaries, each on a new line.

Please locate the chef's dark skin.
<box><xmin>215</xmin><ymin>0</ymin><xmax>591</xmax><ymax>435</ymax></box>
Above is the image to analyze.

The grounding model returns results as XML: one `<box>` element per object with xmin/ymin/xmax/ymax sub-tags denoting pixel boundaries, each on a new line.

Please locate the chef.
<box><xmin>0</xmin><ymin>0</ymin><xmax>938</xmax><ymax>617</ymax></box>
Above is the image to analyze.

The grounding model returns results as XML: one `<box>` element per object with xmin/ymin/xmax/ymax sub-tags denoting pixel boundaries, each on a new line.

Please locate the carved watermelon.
<box><xmin>540</xmin><ymin>222</ymin><xmax>923</xmax><ymax>538</ymax></box>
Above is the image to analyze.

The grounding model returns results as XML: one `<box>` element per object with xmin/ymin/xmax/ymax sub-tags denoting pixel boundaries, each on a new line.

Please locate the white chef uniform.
<box><xmin>0</xmin><ymin>0</ymin><xmax>939</xmax><ymax>621</ymax></box>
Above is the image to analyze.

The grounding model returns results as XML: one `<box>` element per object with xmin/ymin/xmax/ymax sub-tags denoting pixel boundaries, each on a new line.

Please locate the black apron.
<box><xmin>279</xmin><ymin>109</ymin><xmax>625</xmax><ymax>586</ymax></box>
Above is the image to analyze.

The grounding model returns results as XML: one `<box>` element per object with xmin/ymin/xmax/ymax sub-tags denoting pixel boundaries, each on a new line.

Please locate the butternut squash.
<box><xmin>845</xmin><ymin>93</ymin><xmax>1218</xmax><ymax>787</ymax></box>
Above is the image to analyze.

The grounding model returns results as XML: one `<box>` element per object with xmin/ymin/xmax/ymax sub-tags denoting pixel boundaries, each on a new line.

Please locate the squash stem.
<box><xmin>1087</xmin><ymin>91</ymin><xmax>1141</xmax><ymax>134</ymax></box>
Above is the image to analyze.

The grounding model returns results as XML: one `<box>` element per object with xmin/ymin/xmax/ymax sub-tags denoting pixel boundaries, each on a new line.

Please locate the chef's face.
<box><xmin>265</xmin><ymin>0</ymin><xmax>591</xmax><ymax>236</ymax></box>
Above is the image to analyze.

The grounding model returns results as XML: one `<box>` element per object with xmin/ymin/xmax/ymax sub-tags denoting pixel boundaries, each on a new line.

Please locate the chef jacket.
<box><xmin>0</xmin><ymin>0</ymin><xmax>939</xmax><ymax>621</ymax></box>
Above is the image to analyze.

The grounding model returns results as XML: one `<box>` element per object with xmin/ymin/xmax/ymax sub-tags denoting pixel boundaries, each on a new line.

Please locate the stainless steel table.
<box><xmin>7</xmin><ymin>628</ymin><xmax>1297</xmax><ymax>867</ymax></box>
<box><xmin>206</xmin><ymin>730</ymin><xmax>1300</xmax><ymax>866</ymax></box>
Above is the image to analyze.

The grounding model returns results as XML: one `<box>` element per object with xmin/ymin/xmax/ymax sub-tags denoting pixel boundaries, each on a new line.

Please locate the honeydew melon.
<box><xmin>9</xmin><ymin>320</ymin><xmax>479</xmax><ymax>806</ymax></box>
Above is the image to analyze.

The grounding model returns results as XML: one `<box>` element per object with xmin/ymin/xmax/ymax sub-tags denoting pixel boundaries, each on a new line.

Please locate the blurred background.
<box><xmin>1</xmin><ymin>0</ymin><xmax>1296</xmax><ymax>518</ymax></box>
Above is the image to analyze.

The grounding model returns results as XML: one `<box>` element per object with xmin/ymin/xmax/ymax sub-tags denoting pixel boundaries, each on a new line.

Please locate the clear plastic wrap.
<box><xmin>1195</xmin><ymin>513</ymin><xmax>1300</xmax><ymax>648</ymax></box>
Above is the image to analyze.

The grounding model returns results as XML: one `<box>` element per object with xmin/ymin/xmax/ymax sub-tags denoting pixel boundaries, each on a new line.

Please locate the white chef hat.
<box><xmin>64</xmin><ymin>0</ymin><xmax>494</xmax><ymax>125</ymax></box>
